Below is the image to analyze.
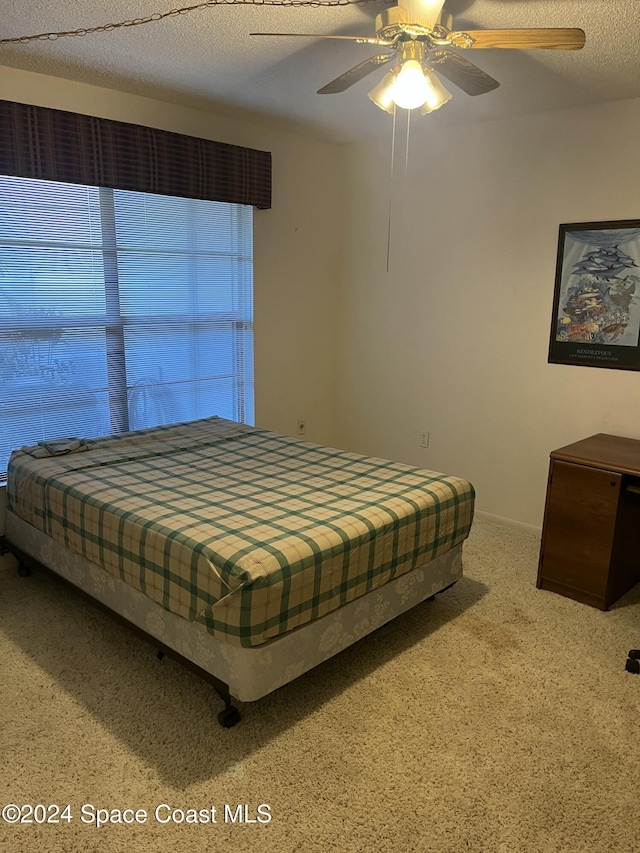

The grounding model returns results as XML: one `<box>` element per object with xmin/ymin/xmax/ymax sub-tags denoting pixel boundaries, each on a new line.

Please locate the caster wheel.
<box><xmin>625</xmin><ymin>657</ymin><xmax>640</xmax><ymax>674</ymax></box>
<box><xmin>17</xmin><ymin>563</ymin><xmax>32</xmax><ymax>577</ymax></box>
<box><xmin>628</xmin><ymin>649</ymin><xmax>640</xmax><ymax>661</ymax></box>
<box><xmin>426</xmin><ymin>595</ymin><xmax>436</xmax><ymax>603</ymax></box>
<box><xmin>218</xmin><ymin>706</ymin><xmax>241</xmax><ymax>728</ymax></box>
<box><xmin>156</xmin><ymin>650</ymin><xmax>165</xmax><ymax>661</ymax></box>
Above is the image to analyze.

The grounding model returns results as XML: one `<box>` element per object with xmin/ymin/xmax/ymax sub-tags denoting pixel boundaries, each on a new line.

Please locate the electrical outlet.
<box><xmin>420</xmin><ymin>431</ymin><xmax>430</xmax><ymax>448</ymax></box>
<box><xmin>297</xmin><ymin>418</ymin><xmax>306</xmax><ymax>436</ymax></box>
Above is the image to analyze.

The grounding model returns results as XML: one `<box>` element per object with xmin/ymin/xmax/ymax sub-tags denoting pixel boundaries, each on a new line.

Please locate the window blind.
<box><xmin>0</xmin><ymin>175</ymin><xmax>254</xmax><ymax>478</ymax></box>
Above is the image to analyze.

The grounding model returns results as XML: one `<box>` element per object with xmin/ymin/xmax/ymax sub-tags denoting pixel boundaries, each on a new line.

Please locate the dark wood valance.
<box><xmin>0</xmin><ymin>99</ymin><xmax>271</xmax><ymax>209</ymax></box>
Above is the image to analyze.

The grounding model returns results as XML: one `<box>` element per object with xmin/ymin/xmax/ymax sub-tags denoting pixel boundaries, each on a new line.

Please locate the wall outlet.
<box><xmin>297</xmin><ymin>418</ymin><xmax>307</xmax><ymax>436</ymax></box>
<box><xmin>420</xmin><ymin>431</ymin><xmax>430</xmax><ymax>448</ymax></box>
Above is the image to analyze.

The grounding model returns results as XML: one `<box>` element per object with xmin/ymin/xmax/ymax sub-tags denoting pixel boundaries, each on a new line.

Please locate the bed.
<box><xmin>3</xmin><ymin>416</ymin><xmax>475</xmax><ymax>726</ymax></box>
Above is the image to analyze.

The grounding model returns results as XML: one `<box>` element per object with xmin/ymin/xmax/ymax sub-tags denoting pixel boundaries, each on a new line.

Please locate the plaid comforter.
<box><xmin>7</xmin><ymin>417</ymin><xmax>475</xmax><ymax>647</ymax></box>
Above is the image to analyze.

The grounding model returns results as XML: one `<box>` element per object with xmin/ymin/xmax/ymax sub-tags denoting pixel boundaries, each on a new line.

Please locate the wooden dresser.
<box><xmin>537</xmin><ymin>434</ymin><xmax>640</xmax><ymax>609</ymax></box>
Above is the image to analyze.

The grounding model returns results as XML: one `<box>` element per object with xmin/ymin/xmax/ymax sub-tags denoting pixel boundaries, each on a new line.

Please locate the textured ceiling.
<box><xmin>1</xmin><ymin>0</ymin><xmax>639</xmax><ymax>143</ymax></box>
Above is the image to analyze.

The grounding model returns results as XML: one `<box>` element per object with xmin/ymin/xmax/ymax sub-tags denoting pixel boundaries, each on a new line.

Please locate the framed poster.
<box><xmin>548</xmin><ymin>219</ymin><xmax>640</xmax><ymax>370</ymax></box>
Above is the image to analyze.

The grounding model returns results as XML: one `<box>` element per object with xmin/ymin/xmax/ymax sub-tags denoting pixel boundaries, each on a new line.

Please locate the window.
<box><xmin>0</xmin><ymin>175</ymin><xmax>254</xmax><ymax>478</ymax></box>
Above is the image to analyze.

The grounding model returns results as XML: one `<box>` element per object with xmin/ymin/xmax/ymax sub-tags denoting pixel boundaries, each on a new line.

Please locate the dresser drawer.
<box><xmin>538</xmin><ymin>460</ymin><xmax>620</xmax><ymax>606</ymax></box>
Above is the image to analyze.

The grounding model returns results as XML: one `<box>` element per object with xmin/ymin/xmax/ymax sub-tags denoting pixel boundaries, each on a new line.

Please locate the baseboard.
<box><xmin>474</xmin><ymin>509</ymin><xmax>542</xmax><ymax>538</ymax></box>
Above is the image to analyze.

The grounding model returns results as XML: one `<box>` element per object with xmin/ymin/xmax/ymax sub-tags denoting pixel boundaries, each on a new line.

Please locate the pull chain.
<box><xmin>386</xmin><ymin>105</ymin><xmax>397</xmax><ymax>273</ymax></box>
<box><xmin>404</xmin><ymin>107</ymin><xmax>411</xmax><ymax>188</ymax></box>
<box><xmin>386</xmin><ymin>106</ymin><xmax>413</xmax><ymax>272</ymax></box>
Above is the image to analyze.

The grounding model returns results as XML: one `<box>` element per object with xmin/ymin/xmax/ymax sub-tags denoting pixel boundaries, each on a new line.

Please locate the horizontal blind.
<box><xmin>0</xmin><ymin>175</ymin><xmax>254</xmax><ymax>478</ymax></box>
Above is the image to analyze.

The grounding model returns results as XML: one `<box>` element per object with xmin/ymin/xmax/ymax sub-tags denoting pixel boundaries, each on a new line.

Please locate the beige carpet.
<box><xmin>1</xmin><ymin>517</ymin><xmax>639</xmax><ymax>853</ymax></box>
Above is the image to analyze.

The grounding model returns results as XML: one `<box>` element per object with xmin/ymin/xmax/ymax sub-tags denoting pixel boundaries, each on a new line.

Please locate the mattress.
<box><xmin>7</xmin><ymin>417</ymin><xmax>475</xmax><ymax>647</ymax></box>
<box><xmin>6</xmin><ymin>509</ymin><xmax>464</xmax><ymax>702</ymax></box>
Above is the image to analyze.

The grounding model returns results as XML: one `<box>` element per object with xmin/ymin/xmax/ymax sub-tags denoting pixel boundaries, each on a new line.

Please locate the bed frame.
<box><xmin>1</xmin><ymin>510</ymin><xmax>464</xmax><ymax>728</ymax></box>
<box><xmin>1</xmin><ymin>533</ymin><xmax>243</xmax><ymax>727</ymax></box>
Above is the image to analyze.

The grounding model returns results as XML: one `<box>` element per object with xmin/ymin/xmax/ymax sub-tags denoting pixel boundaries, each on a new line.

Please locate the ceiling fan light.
<box><xmin>367</xmin><ymin>71</ymin><xmax>397</xmax><ymax>114</ymax></box>
<box><xmin>420</xmin><ymin>69</ymin><xmax>453</xmax><ymax>114</ymax></box>
<box><xmin>390</xmin><ymin>60</ymin><xmax>431</xmax><ymax>110</ymax></box>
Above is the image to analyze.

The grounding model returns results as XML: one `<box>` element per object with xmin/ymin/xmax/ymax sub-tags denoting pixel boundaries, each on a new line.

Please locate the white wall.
<box><xmin>4</xmin><ymin>67</ymin><xmax>640</xmax><ymax>534</ymax></box>
<box><xmin>337</xmin><ymin>98</ymin><xmax>640</xmax><ymax>529</ymax></box>
<box><xmin>0</xmin><ymin>67</ymin><xmax>345</xmax><ymax>533</ymax></box>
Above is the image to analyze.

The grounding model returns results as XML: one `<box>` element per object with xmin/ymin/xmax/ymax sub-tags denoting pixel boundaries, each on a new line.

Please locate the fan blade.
<box><xmin>397</xmin><ymin>0</ymin><xmax>447</xmax><ymax>29</ymax></box>
<box><xmin>429</xmin><ymin>49</ymin><xmax>499</xmax><ymax>96</ymax></box>
<box><xmin>317</xmin><ymin>54</ymin><xmax>394</xmax><ymax>94</ymax></box>
<box><xmin>250</xmin><ymin>32</ymin><xmax>393</xmax><ymax>46</ymax></box>
<box><xmin>449</xmin><ymin>28</ymin><xmax>586</xmax><ymax>50</ymax></box>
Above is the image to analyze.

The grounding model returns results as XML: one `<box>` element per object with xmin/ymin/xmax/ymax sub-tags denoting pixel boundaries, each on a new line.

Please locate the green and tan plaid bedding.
<box><xmin>7</xmin><ymin>417</ymin><xmax>475</xmax><ymax>647</ymax></box>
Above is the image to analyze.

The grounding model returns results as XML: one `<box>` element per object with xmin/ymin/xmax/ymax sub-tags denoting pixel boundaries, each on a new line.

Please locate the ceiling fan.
<box><xmin>251</xmin><ymin>0</ymin><xmax>586</xmax><ymax>114</ymax></box>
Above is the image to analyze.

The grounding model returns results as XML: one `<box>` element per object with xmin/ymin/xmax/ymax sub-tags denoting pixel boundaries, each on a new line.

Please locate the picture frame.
<box><xmin>548</xmin><ymin>219</ymin><xmax>640</xmax><ymax>370</ymax></box>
